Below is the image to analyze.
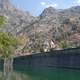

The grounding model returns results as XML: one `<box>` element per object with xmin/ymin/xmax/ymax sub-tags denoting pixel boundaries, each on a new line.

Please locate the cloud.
<box><xmin>41</xmin><ymin>2</ymin><xmax>46</xmax><ymax>6</ymax></box>
<box><xmin>40</xmin><ymin>2</ymin><xmax>58</xmax><ymax>8</ymax></box>
<box><xmin>46</xmin><ymin>4</ymin><xmax>58</xmax><ymax>8</ymax></box>
<box><xmin>73</xmin><ymin>0</ymin><xmax>80</xmax><ymax>5</ymax></box>
<box><xmin>77</xmin><ymin>0</ymin><xmax>80</xmax><ymax>4</ymax></box>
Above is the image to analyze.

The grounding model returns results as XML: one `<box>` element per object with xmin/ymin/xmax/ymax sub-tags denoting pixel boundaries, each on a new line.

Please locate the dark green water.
<box><xmin>15</xmin><ymin>67</ymin><xmax>80</xmax><ymax>80</ymax></box>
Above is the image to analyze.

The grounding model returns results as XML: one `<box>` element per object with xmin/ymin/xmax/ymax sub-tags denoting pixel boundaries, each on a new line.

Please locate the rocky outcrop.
<box><xmin>0</xmin><ymin>0</ymin><xmax>36</xmax><ymax>36</ymax></box>
<box><xmin>0</xmin><ymin>0</ymin><xmax>80</xmax><ymax>52</ymax></box>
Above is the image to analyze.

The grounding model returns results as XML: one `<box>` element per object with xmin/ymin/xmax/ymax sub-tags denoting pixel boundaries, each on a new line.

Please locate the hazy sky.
<box><xmin>11</xmin><ymin>0</ymin><xmax>80</xmax><ymax>16</ymax></box>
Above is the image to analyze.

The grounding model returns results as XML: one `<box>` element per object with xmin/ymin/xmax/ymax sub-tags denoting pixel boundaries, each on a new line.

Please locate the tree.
<box><xmin>0</xmin><ymin>16</ymin><xmax>7</xmax><ymax>27</ymax></box>
<box><xmin>0</xmin><ymin>16</ymin><xmax>19</xmax><ymax>80</ymax></box>
<box><xmin>59</xmin><ymin>40</ymin><xmax>73</xmax><ymax>49</ymax></box>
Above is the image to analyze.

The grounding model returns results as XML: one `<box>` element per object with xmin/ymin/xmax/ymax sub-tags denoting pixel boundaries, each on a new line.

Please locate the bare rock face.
<box><xmin>0</xmin><ymin>0</ymin><xmax>10</xmax><ymax>10</ymax></box>
<box><xmin>0</xmin><ymin>0</ymin><xmax>80</xmax><ymax>52</ymax></box>
<box><xmin>0</xmin><ymin>0</ymin><xmax>36</xmax><ymax>36</ymax></box>
<box><xmin>40</xmin><ymin>7</ymin><xmax>57</xmax><ymax>19</ymax></box>
<box><xmin>24</xmin><ymin>6</ymin><xmax>80</xmax><ymax>52</ymax></box>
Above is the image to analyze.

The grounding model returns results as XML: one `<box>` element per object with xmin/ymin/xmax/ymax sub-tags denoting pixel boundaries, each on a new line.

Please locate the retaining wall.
<box><xmin>13</xmin><ymin>48</ymin><xmax>80</xmax><ymax>69</ymax></box>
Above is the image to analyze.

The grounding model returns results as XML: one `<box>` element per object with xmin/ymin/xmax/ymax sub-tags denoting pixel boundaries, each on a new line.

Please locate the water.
<box><xmin>1</xmin><ymin>62</ymin><xmax>80</xmax><ymax>80</ymax></box>
<box><xmin>0</xmin><ymin>67</ymin><xmax>80</xmax><ymax>80</ymax></box>
<box><xmin>14</xmin><ymin>67</ymin><xmax>80</xmax><ymax>80</ymax></box>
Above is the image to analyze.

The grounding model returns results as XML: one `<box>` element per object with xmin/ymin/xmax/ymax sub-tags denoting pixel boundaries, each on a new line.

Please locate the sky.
<box><xmin>11</xmin><ymin>0</ymin><xmax>80</xmax><ymax>16</ymax></box>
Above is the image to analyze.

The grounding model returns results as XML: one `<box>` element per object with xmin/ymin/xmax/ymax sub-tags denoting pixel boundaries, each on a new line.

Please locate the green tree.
<box><xmin>0</xmin><ymin>16</ymin><xmax>7</xmax><ymax>27</ymax></box>
<box><xmin>0</xmin><ymin>16</ymin><xmax>19</xmax><ymax>80</ymax></box>
<box><xmin>59</xmin><ymin>40</ymin><xmax>72</xmax><ymax>49</ymax></box>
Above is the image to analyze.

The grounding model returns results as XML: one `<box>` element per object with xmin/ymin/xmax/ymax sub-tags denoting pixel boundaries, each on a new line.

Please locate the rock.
<box><xmin>0</xmin><ymin>0</ymin><xmax>80</xmax><ymax>51</ymax></box>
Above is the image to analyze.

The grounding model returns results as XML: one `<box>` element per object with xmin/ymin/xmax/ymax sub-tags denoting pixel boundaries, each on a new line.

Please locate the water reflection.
<box><xmin>14</xmin><ymin>66</ymin><xmax>80</xmax><ymax>80</ymax></box>
<box><xmin>1</xmin><ymin>66</ymin><xmax>80</xmax><ymax>80</ymax></box>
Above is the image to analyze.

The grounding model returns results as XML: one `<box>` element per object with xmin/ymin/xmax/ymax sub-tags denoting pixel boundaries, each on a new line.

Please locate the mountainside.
<box><xmin>0</xmin><ymin>0</ymin><xmax>80</xmax><ymax>52</ymax></box>
<box><xmin>0</xmin><ymin>0</ymin><xmax>36</xmax><ymax>35</ymax></box>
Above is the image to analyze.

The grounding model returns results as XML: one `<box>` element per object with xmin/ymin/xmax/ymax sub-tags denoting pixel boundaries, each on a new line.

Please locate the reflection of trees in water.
<box><xmin>0</xmin><ymin>71</ymin><xmax>32</xmax><ymax>80</ymax></box>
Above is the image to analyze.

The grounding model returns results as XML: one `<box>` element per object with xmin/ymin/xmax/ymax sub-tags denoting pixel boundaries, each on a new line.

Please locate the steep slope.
<box><xmin>0</xmin><ymin>0</ymin><xmax>35</xmax><ymax>35</ymax></box>
<box><xmin>0</xmin><ymin>0</ymin><xmax>80</xmax><ymax>52</ymax></box>
<box><xmin>23</xmin><ymin>6</ymin><xmax>80</xmax><ymax>52</ymax></box>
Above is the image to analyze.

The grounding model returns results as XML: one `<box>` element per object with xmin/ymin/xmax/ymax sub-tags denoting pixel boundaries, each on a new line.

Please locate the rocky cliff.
<box><xmin>0</xmin><ymin>0</ymin><xmax>36</xmax><ymax>35</ymax></box>
<box><xmin>0</xmin><ymin>0</ymin><xmax>80</xmax><ymax>52</ymax></box>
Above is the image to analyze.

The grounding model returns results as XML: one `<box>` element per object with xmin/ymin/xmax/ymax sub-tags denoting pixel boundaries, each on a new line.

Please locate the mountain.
<box><xmin>0</xmin><ymin>0</ymin><xmax>36</xmax><ymax>35</ymax></box>
<box><xmin>0</xmin><ymin>0</ymin><xmax>80</xmax><ymax>52</ymax></box>
<box><xmin>24</xmin><ymin>6</ymin><xmax>80</xmax><ymax>52</ymax></box>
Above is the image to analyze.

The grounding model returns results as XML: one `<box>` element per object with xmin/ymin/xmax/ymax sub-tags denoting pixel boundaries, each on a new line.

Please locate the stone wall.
<box><xmin>13</xmin><ymin>48</ymin><xmax>80</xmax><ymax>69</ymax></box>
